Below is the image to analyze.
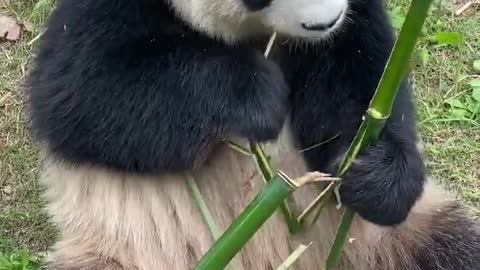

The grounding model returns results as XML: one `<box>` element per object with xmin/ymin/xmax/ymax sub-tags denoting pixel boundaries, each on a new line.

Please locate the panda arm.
<box><xmin>28</xmin><ymin>0</ymin><xmax>288</xmax><ymax>174</ymax></box>
<box><xmin>290</xmin><ymin>3</ymin><xmax>425</xmax><ymax>226</ymax></box>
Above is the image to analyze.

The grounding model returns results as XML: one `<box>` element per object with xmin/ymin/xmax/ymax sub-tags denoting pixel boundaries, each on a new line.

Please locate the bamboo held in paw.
<box><xmin>324</xmin><ymin>0</ymin><xmax>434</xmax><ymax>268</ymax></box>
<box><xmin>193</xmin><ymin>171</ymin><xmax>337</xmax><ymax>270</ymax></box>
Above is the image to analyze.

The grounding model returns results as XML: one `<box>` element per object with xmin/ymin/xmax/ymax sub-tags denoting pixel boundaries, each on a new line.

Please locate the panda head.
<box><xmin>168</xmin><ymin>0</ymin><xmax>349</xmax><ymax>43</ymax></box>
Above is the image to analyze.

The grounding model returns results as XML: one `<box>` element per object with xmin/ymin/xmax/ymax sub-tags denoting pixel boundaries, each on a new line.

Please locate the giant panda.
<box><xmin>26</xmin><ymin>0</ymin><xmax>480</xmax><ymax>269</ymax></box>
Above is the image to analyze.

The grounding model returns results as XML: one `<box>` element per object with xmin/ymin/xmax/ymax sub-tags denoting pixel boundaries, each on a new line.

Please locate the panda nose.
<box><xmin>301</xmin><ymin>12</ymin><xmax>342</xmax><ymax>31</ymax></box>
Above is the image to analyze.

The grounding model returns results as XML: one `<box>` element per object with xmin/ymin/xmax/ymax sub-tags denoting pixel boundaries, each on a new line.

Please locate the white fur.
<box><xmin>259</xmin><ymin>0</ymin><xmax>348</xmax><ymax>40</ymax></box>
<box><xmin>167</xmin><ymin>0</ymin><xmax>264</xmax><ymax>43</ymax></box>
<box><xmin>167</xmin><ymin>0</ymin><xmax>348</xmax><ymax>43</ymax></box>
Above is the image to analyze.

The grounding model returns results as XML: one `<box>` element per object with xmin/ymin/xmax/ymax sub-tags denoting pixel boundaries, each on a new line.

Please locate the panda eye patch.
<box><xmin>242</xmin><ymin>0</ymin><xmax>273</xmax><ymax>11</ymax></box>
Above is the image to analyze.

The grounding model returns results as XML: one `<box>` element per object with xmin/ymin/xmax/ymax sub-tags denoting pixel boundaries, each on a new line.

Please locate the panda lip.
<box><xmin>301</xmin><ymin>12</ymin><xmax>343</xmax><ymax>31</ymax></box>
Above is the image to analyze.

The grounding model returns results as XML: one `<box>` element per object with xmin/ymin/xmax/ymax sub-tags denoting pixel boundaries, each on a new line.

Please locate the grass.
<box><xmin>0</xmin><ymin>0</ymin><xmax>479</xmax><ymax>268</ymax></box>
<box><xmin>1</xmin><ymin>0</ymin><xmax>57</xmax><ymax>266</ymax></box>
<box><xmin>0</xmin><ymin>250</ymin><xmax>43</xmax><ymax>270</ymax></box>
<box><xmin>394</xmin><ymin>0</ymin><xmax>480</xmax><ymax>214</ymax></box>
<box><xmin>388</xmin><ymin>1</ymin><xmax>480</xmax><ymax>216</ymax></box>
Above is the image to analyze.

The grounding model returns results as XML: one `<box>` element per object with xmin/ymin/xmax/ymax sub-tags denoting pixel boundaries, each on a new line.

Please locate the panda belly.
<box><xmin>39</xmin><ymin>123</ymin><xmax>451</xmax><ymax>270</ymax></box>
<box><xmin>40</xmin><ymin>122</ymin><xmax>336</xmax><ymax>269</ymax></box>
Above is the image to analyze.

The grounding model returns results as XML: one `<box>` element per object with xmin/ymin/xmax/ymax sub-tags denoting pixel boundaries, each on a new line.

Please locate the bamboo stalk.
<box><xmin>249</xmin><ymin>31</ymin><xmax>302</xmax><ymax>234</ymax></box>
<box><xmin>250</xmin><ymin>144</ymin><xmax>302</xmax><ymax>233</ymax></box>
<box><xmin>324</xmin><ymin>0</ymin><xmax>434</xmax><ymax>268</ymax></box>
<box><xmin>193</xmin><ymin>171</ymin><xmax>334</xmax><ymax>270</ymax></box>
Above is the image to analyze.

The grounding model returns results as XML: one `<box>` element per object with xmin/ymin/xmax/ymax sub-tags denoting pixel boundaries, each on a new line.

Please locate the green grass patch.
<box><xmin>0</xmin><ymin>250</ymin><xmax>44</xmax><ymax>270</ymax></box>
<box><xmin>1</xmin><ymin>0</ymin><xmax>57</xmax><ymax>259</ymax></box>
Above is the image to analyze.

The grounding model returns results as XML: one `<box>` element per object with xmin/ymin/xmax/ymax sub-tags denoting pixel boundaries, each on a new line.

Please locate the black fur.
<box><xmin>411</xmin><ymin>204</ymin><xmax>480</xmax><ymax>270</ymax></box>
<box><xmin>286</xmin><ymin>0</ymin><xmax>425</xmax><ymax>226</ymax></box>
<box><xmin>242</xmin><ymin>0</ymin><xmax>274</xmax><ymax>11</ymax></box>
<box><xmin>28</xmin><ymin>0</ymin><xmax>288</xmax><ymax>173</ymax></box>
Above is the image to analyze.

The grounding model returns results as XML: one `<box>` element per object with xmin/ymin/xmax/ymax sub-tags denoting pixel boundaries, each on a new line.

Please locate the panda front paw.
<box><xmin>338</xmin><ymin>141</ymin><xmax>425</xmax><ymax>226</ymax></box>
<box><xmin>232</xmin><ymin>51</ymin><xmax>290</xmax><ymax>142</ymax></box>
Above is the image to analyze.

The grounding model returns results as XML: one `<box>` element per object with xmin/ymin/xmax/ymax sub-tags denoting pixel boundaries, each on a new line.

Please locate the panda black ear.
<box><xmin>242</xmin><ymin>0</ymin><xmax>273</xmax><ymax>11</ymax></box>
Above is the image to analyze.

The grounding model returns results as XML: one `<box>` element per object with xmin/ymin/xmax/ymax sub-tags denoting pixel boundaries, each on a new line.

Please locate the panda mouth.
<box><xmin>301</xmin><ymin>12</ymin><xmax>343</xmax><ymax>32</ymax></box>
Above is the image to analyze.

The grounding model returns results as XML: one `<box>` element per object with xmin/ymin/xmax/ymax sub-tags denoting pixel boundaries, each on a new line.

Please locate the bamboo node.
<box><xmin>367</xmin><ymin>108</ymin><xmax>389</xmax><ymax>119</ymax></box>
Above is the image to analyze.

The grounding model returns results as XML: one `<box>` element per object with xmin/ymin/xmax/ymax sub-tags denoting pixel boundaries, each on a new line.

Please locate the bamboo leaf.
<box><xmin>276</xmin><ymin>243</ymin><xmax>313</xmax><ymax>270</ymax></box>
<box><xmin>299</xmin><ymin>132</ymin><xmax>341</xmax><ymax>153</ymax></box>
<box><xmin>186</xmin><ymin>174</ymin><xmax>222</xmax><ymax>240</ymax></box>
<box><xmin>227</xmin><ymin>141</ymin><xmax>252</xmax><ymax>156</ymax></box>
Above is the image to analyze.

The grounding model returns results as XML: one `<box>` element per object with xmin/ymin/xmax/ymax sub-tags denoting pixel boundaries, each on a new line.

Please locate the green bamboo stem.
<box><xmin>250</xmin><ymin>144</ymin><xmax>302</xmax><ymax>233</ymax></box>
<box><xmin>324</xmin><ymin>0</ymin><xmax>434</xmax><ymax>268</ymax></box>
<box><xmin>193</xmin><ymin>172</ymin><xmax>298</xmax><ymax>270</ymax></box>
<box><xmin>325</xmin><ymin>208</ymin><xmax>355</xmax><ymax>270</ymax></box>
<box><xmin>250</xmin><ymin>144</ymin><xmax>275</xmax><ymax>181</ymax></box>
<box><xmin>337</xmin><ymin>110</ymin><xmax>388</xmax><ymax>176</ymax></box>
